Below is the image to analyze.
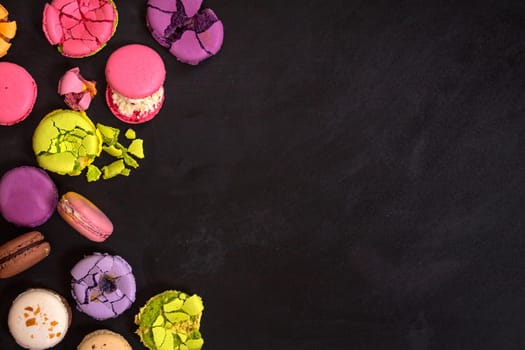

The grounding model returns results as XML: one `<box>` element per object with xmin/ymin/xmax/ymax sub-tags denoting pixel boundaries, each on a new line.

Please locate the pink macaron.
<box><xmin>0</xmin><ymin>62</ymin><xmax>37</xmax><ymax>125</ymax></box>
<box><xmin>105</xmin><ymin>44</ymin><xmax>166</xmax><ymax>124</ymax></box>
<box><xmin>57</xmin><ymin>192</ymin><xmax>113</xmax><ymax>242</ymax></box>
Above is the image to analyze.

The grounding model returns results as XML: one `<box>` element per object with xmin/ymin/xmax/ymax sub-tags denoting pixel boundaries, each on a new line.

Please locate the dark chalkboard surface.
<box><xmin>1</xmin><ymin>0</ymin><xmax>525</xmax><ymax>349</ymax></box>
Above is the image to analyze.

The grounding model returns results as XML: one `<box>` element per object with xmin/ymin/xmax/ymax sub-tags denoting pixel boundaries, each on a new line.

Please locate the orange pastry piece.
<box><xmin>0</xmin><ymin>4</ymin><xmax>16</xmax><ymax>57</ymax></box>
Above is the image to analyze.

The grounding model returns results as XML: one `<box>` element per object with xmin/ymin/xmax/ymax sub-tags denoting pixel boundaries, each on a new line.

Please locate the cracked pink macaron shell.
<box><xmin>42</xmin><ymin>0</ymin><xmax>118</xmax><ymax>58</ymax></box>
<box><xmin>57</xmin><ymin>192</ymin><xmax>113</xmax><ymax>242</ymax></box>
<box><xmin>0</xmin><ymin>62</ymin><xmax>37</xmax><ymax>126</ymax></box>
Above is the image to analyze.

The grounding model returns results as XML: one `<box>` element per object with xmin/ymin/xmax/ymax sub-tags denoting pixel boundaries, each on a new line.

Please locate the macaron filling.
<box><xmin>110</xmin><ymin>86</ymin><xmax>164</xmax><ymax>118</ymax></box>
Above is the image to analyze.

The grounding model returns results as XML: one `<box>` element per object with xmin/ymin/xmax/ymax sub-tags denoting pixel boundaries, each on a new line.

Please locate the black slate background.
<box><xmin>1</xmin><ymin>0</ymin><xmax>525</xmax><ymax>349</ymax></box>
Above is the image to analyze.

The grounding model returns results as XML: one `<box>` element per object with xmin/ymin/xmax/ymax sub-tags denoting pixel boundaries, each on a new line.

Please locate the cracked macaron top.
<box><xmin>0</xmin><ymin>62</ymin><xmax>37</xmax><ymax>126</ymax></box>
<box><xmin>146</xmin><ymin>0</ymin><xmax>224</xmax><ymax>65</ymax></box>
<box><xmin>135</xmin><ymin>290</ymin><xmax>205</xmax><ymax>350</ymax></box>
<box><xmin>71</xmin><ymin>252</ymin><xmax>136</xmax><ymax>320</ymax></box>
<box><xmin>0</xmin><ymin>4</ymin><xmax>17</xmax><ymax>57</ymax></box>
<box><xmin>42</xmin><ymin>0</ymin><xmax>118</xmax><ymax>58</ymax></box>
<box><xmin>32</xmin><ymin>109</ymin><xmax>102</xmax><ymax>176</ymax></box>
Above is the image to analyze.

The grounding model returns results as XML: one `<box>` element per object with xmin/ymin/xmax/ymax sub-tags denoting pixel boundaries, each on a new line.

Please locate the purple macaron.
<box><xmin>146</xmin><ymin>0</ymin><xmax>224</xmax><ymax>65</ymax></box>
<box><xmin>0</xmin><ymin>166</ymin><xmax>58</xmax><ymax>227</ymax></box>
<box><xmin>71</xmin><ymin>252</ymin><xmax>136</xmax><ymax>320</ymax></box>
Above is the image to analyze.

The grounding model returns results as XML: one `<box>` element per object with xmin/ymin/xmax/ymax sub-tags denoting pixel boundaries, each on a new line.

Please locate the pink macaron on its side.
<box><xmin>0</xmin><ymin>62</ymin><xmax>37</xmax><ymax>125</ymax></box>
<box><xmin>57</xmin><ymin>192</ymin><xmax>113</xmax><ymax>242</ymax></box>
<box><xmin>105</xmin><ymin>44</ymin><xmax>166</xmax><ymax>124</ymax></box>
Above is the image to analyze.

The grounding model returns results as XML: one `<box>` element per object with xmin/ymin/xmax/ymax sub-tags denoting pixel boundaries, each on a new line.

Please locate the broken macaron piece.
<box><xmin>42</xmin><ymin>0</ymin><xmax>118</xmax><ymax>58</ymax></box>
<box><xmin>57</xmin><ymin>192</ymin><xmax>113</xmax><ymax>242</ymax></box>
<box><xmin>32</xmin><ymin>109</ymin><xmax>102</xmax><ymax>176</ymax></box>
<box><xmin>0</xmin><ymin>62</ymin><xmax>37</xmax><ymax>126</ymax></box>
<box><xmin>58</xmin><ymin>67</ymin><xmax>97</xmax><ymax>111</ymax></box>
<box><xmin>71</xmin><ymin>252</ymin><xmax>136</xmax><ymax>320</ymax></box>
<box><xmin>0</xmin><ymin>4</ymin><xmax>16</xmax><ymax>57</ymax></box>
<box><xmin>105</xmin><ymin>44</ymin><xmax>166</xmax><ymax>124</ymax></box>
<box><xmin>146</xmin><ymin>0</ymin><xmax>224</xmax><ymax>65</ymax></box>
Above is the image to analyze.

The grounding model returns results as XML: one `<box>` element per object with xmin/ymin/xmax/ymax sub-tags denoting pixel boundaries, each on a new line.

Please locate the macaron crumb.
<box><xmin>127</xmin><ymin>139</ymin><xmax>144</xmax><ymax>159</ymax></box>
<box><xmin>125</xmin><ymin>129</ymin><xmax>136</xmax><ymax>139</ymax></box>
<box><xmin>85</xmin><ymin>124</ymin><xmax>144</xmax><ymax>181</ymax></box>
<box><xmin>86</xmin><ymin>165</ymin><xmax>102</xmax><ymax>182</ymax></box>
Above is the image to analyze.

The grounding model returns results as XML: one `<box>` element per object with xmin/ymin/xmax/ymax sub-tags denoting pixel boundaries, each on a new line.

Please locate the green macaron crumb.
<box><xmin>125</xmin><ymin>128</ymin><xmax>136</xmax><ymax>139</ymax></box>
<box><xmin>135</xmin><ymin>290</ymin><xmax>205</xmax><ymax>350</ymax></box>
<box><xmin>127</xmin><ymin>139</ymin><xmax>144</xmax><ymax>159</ymax></box>
<box><xmin>94</xmin><ymin>124</ymin><xmax>146</xmax><ymax>180</ymax></box>
<box><xmin>103</xmin><ymin>144</ymin><xmax>123</xmax><ymax>157</ymax></box>
<box><xmin>97</xmin><ymin>123</ymin><xmax>120</xmax><ymax>146</ymax></box>
<box><xmin>102</xmin><ymin>159</ymin><xmax>125</xmax><ymax>179</ymax></box>
<box><xmin>86</xmin><ymin>164</ymin><xmax>102</xmax><ymax>182</ymax></box>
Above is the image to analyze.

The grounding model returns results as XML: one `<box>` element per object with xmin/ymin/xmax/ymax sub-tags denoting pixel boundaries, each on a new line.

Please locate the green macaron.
<box><xmin>32</xmin><ymin>109</ymin><xmax>102</xmax><ymax>176</ymax></box>
<box><xmin>135</xmin><ymin>290</ymin><xmax>205</xmax><ymax>350</ymax></box>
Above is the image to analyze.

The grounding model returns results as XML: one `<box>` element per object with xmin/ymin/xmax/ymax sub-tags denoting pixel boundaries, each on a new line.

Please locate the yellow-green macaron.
<box><xmin>33</xmin><ymin>109</ymin><xmax>102</xmax><ymax>176</ymax></box>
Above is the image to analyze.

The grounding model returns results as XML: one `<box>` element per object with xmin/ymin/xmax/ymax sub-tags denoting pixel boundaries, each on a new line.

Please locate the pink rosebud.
<box><xmin>58</xmin><ymin>67</ymin><xmax>97</xmax><ymax>111</ymax></box>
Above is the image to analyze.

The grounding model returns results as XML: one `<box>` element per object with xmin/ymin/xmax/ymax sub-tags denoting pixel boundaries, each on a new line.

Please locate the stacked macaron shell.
<box><xmin>0</xmin><ymin>166</ymin><xmax>58</xmax><ymax>227</ymax></box>
<box><xmin>8</xmin><ymin>288</ymin><xmax>71</xmax><ymax>350</ymax></box>
<box><xmin>0</xmin><ymin>4</ymin><xmax>16</xmax><ymax>57</ymax></box>
<box><xmin>105</xmin><ymin>44</ymin><xmax>166</xmax><ymax>124</ymax></box>
<box><xmin>0</xmin><ymin>231</ymin><xmax>50</xmax><ymax>279</ymax></box>
<box><xmin>42</xmin><ymin>0</ymin><xmax>118</xmax><ymax>58</ymax></box>
<box><xmin>0</xmin><ymin>62</ymin><xmax>37</xmax><ymax>126</ymax></box>
<box><xmin>146</xmin><ymin>0</ymin><xmax>224</xmax><ymax>65</ymax></box>
<box><xmin>71</xmin><ymin>253</ymin><xmax>136</xmax><ymax>320</ymax></box>
<box><xmin>57</xmin><ymin>192</ymin><xmax>113</xmax><ymax>242</ymax></box>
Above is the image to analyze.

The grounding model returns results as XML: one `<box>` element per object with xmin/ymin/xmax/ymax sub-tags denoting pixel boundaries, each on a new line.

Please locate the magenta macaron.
<box><xmin>57</xmin><ymin>192</ymin><xmax>113</xmax><ymax>242</ymax></box>
<box><xmin>0</xmin><ymin>62</ymin><xmax>37</xmax><ymax>125</ymax></box>
<box><xmin>146</xmin><ymin>0</ymin><xmax>224</xmax><ymax>65</ymax></box>
<box><xmin>105</xmin><ymin>44</ymin><xmax>166</xmax><ymax>124</ymax></box>
<box><xmin>0</xmin><ymin>166</ymin><xmax>58</xmax><ymax>227</ymax></box>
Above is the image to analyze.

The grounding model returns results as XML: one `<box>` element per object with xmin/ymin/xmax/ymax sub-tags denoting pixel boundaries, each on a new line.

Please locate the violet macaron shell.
<box><xmin>57</xmin><ymin>192</ymin><xmax>113</xmax><ymax>242</ymax></box>
<box><xmin>71</xmin><ymin>253</ymin><xmax>136</xmax><ymax>320</ymax></box>
<box><xmin>0</xmin><ymin>62</ymin><xmax>37</xmax><ymax>125</ymax></box>
<box><xmin>0</xmin><ymin>166</ymin><xmax>58</xmax><ymax>227</ymax></box>
<box><xmin>105</xmin><ymin>44</ymin><xmax>166</xmax><ymax>99</ymax></box>
<box><xmin>146</xmin><ymin>0</ymin><xmax>224</xmax><ymax>65</ymax></box>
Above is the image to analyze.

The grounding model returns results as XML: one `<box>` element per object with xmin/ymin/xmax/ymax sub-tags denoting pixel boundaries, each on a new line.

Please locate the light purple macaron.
<box><xmin>0</xmin><ymin>166</ymin><xmax>58</xmax><ymax>227</ymax></box>
<box><xmin>71</xmin><ymin>252</ymin><xmax>136</xmax><ymax>320</ymax></box>
<box><xmin>146</xmin><ymin>0</ymin><xmax>224</xmax><ymax>65</ymax></box>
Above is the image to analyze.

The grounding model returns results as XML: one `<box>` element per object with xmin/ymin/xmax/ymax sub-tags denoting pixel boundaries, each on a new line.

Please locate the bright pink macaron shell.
<box><xmin>0</xmin><ymin>166</ymin><xmax>58</xmax><ymax>227</ymax></box>
<box><xmin>105</xmin><ymin>44</ymin><xmax>166</xmax><ymax>99</ymax></box>
<box><xmin>0</xmin><ymin>62</ymin><xmax>37</xmax><ymax>126</ymax></box>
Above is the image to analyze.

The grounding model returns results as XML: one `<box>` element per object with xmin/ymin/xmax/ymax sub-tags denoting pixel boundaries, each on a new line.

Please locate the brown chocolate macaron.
<box><xmin>0</xmin><ymin>231</ymin><xmax>50</xmax><ymax>278</ymax></box>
